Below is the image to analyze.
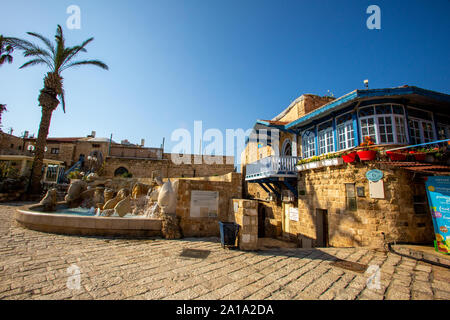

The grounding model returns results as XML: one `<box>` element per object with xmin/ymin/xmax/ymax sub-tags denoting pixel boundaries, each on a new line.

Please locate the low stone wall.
<box><xmin>175</xmin><ymin>173</ymin><xmax>242</xmax><ymax>237</ymax></box>
<box><xmin>0</xmin><ymin>190</ymin><xmax>25</xmax><ymax>202</ymax></box>
<box><xmin>231</xmin><ymin>199</ymin><xmax>259</xmax><ymax>250</ymax></box>
<box><xmin>103</xmin><ymin>155</ymin><xmax>235</xmax><ymax>179</ymax></box>
<box><xmin>15</xmin><ymin>205</ymin><xmax>162</xmax><ymax>237</ymax></box>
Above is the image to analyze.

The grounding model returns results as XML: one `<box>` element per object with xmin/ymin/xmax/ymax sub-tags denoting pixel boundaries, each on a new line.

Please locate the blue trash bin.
<box><xmin>219</xmin><ymin>222</ymin><xmax>240</xmax><ymax>248</ymax></box>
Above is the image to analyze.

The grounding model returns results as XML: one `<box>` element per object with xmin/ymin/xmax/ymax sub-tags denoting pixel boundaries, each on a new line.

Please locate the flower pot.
<box><xmin>306</xmin><ymin>161</ymin><xmax>322</xmax><ymax>170</ymax></box>
<box><xmin>413</xmin><ymin>153</ymin><xmax>426</xmax><ymax>161</ymax></box>
<box><xmin>342</xmin><ymin>152</ymin><xmax>357</xmax><ymax>163</ymax></box>
<box><xmin>357</xmin><ymin>150</ymin><xmax>377</xmax><ymax>161</ymax></box>
<box><xmin>321</xmin><ymin>158</ymin><xmax>344</xmax><ymax>167</ymax></box>
<box><xmin>424</xmin><ymin>154</ymin><xmax>435</xmax><ymax>163</ymax></box>
<box><xmin>386</xmin><ymin>151</ymin><xmax>407</xmax><ymax>161</ymax></box>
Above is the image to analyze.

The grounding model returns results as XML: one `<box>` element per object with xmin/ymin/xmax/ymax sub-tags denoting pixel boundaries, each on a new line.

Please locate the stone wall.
<box><xmin>272</xmin><ymin>94</ymin><xmax>335</xmax><ymax>123</ymax></box>
<box><xmin>0</xmin><ymin>132</ymin><xmax>25</xmax><ymax>155</ymax></box>
<box><xmin>231</xmin><ymin>199</ymin><xmax>259</xmax><ymax>250</ymax></box>
<box><xmin>175</xmin><ymin>173</ymin><xmax>242</xmax><ymax>237</ymax></box>
<box><xmin>103</xmin><ymin>155</ymin><xmax>235</xmax><ymax>179</ymax></box>
<box><xmin>110</xmin><ymin>145</ymin><xmax>162</xmax><ymax>159</ymax></box>
<box><xmin>243</xmin><ymin>162</ymin><xmax>435</xmax><ymax>249</ymax></box>
<box><xmin>293</xmin><ymin>162</ymin><xmax>434</xmax><ymax>248</ymax></box>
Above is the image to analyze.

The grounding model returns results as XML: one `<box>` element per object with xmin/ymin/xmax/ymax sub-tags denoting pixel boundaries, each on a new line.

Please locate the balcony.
<box><xmin>245</xmin><ymin>156</ymin><xmax>300</xmax><ymax>181</ymax></box>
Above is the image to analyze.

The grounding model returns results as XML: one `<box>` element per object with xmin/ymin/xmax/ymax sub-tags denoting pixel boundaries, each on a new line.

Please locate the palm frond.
<box><xmin>60</xmin><ymin>37</ymin><xmax>93</xmax><ymax>69</ymax></box>
<box><xmin>54</xmin><ymin>25</ymin><xmax>66</xmax><ymax>72</ymax></box>
<box><xmin>27</xmin><ymin>32</ymin><xmax>55</xmax><ymax>55</ymax></box>
<box><xmin>58</xmin><ymin>90</ymin><xmax>66</xmax><ymax>113</ymax></box>
<box><xmin>19</xmin><ymin>58</ymin><xmax>51</xmax><ymax>69</ymax></box>
<box><xmin>2</xmin><ymin>37</ymin><xmax>34</xmax><ymax>51</ymax></box>
<box><xmin>61</xmin><ymin>59</ymin><xmax>109</xmax><ymax>71</ymax></box>
<box><xmin>0</xmin><ymin>55</ymin><xmax>13</xmax><ymax>65</ymax></box>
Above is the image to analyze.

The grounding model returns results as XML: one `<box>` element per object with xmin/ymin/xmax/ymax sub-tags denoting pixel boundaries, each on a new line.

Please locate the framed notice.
<box><xmin>190</xmin><ymin>191</ymin><xmax>219</xmax><ymax>218</ymax></box>
<box><xmin>289</xmin><ymin>207</ymin><xmax>299</xmax><ymax>222</ymax></box>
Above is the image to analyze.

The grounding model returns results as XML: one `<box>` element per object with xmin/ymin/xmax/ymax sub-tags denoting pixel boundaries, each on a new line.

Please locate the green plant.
<box><xmin>0</xmin><ymin>162</ymin><xmax>19</xmax><ymax>180</ymax></box>
<box><xmin>297</xmin><ymin>152</ymin><xmax>341</xmax><ymax>165</ymax></box>
<box><xmin>67</xmin><ymin>170</ymin><xmax>81</xmax><ymax>180</ymax></box>
<box><xmin>121</xmin><ymin>172</ymin><xmax>133</xmax><ymax>178</ymax></box>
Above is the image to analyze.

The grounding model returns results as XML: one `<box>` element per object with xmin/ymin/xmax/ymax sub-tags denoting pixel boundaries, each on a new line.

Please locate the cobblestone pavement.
<box><xmin>1</xmin><ymin>203</ymin><xmax>449</xmax><ymax>300</ymax></box>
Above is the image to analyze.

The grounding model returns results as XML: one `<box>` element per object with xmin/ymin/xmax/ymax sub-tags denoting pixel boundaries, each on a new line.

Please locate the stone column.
<box><xmin>233</xmin><ymin>199</ymin><xmax>258</xmax><ymax>250</ymax></box>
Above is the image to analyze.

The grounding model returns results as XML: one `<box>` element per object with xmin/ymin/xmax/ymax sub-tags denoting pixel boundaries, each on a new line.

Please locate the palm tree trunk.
<box><xmin>29</xmin><ymin>89</ymin><xmax>59</xmax><ymax>194</ymax></box>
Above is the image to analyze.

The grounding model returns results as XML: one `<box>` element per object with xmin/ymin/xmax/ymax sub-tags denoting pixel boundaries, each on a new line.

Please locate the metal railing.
<box><xmin>245</xmin><ymin>156</ymin><xmax>299</xmax><ymax>180</ymax></box>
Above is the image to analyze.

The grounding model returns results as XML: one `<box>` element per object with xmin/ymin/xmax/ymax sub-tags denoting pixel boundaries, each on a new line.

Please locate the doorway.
<box><xmin>315</xmin><ymin>209</ymin><xmax>329</xmax><ymax>247</ymax></box>
<box><xmin>283</xmin><ymin>205</ymin><xmax>290</xmax><ymax>238</ymax></box>
<box><xmin>258</xmin><ymin>205</ymin><xmax>266</xmax><ymax>238</ymax></box>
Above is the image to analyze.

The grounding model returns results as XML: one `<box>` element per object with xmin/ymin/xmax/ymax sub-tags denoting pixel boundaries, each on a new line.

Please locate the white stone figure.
<box><xmin>157</xmin><ymin>180</ymin><xmax>177</xmax><ymax>215</ymax></box>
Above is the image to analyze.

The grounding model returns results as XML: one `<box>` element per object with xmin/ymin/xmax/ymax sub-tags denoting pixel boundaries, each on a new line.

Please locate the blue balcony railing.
<box><xmin>245</xmin><ymin>156</ymin><xmax>300</xmax><ymax>181</ymax></box>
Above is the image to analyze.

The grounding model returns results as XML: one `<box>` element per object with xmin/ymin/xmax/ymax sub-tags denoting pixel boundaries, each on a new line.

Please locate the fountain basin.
<box><xmin>16</xmin><ymin>203</ymin><xmax>162</xmax><ymax>237</ymax></box>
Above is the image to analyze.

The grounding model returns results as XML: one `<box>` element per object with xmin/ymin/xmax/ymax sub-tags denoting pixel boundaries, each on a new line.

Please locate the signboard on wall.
<box><xmin>190</xmin><ymin>191</ymin><xmax>219</xmax><ymax>218</ymax></box>
<box><xmin>289</xmin><ymin>207</ymin><xmax>299</xmax><ymax>222</ymax></box>
<box><xmin>425</xmin><ymin>176</ymin><xmax>450</xmax><ymax>254</ymax></box>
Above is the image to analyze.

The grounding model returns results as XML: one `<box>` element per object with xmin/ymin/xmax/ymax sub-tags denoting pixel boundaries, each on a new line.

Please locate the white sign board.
<box><xmin>369</xmin><ymin>180</ymin><xmax>385</xmax><ymax>199</ymax></box>
<box><xmin>190</xmin><ymin>190</ymin><xmax>219</xmax><ymax>218</ymax></box>
<box><xmin>289</xmin><ymin>207</ymin><xmax>299</xmax><ymax>222</ymax></box>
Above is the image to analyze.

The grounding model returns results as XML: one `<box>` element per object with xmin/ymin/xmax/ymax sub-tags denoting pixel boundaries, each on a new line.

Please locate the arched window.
<box><xmin>114</xmin><ymin>167</ymin><xmax>129</xmax><ymax>177</ymax></box>
<box><xmin>302</xmin><ymin>130</ymin><xmax>315</xmax><ymax>159</ymax></box>
<box><xmin>282</xmin><ymin>139</ymin><xmax>292</xmax><ymax>156</ymax></box>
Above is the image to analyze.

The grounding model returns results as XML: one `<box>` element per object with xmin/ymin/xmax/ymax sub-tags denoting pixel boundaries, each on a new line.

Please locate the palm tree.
<box><xmin>8</xmin><ymin>25</ymin><xmax>108</xmax><ymax>194</ymax></box>
<box><xmin>0</xmin><ymin>35</ymin><xmax>14</xmax><ymax>66</ymax></box>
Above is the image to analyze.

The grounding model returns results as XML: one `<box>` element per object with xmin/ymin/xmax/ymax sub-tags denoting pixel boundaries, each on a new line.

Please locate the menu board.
<box><xmin>190</xmin><ymin>190</ymin><xmax>219</xmax><ymax>218</ymax></box>
<box><xmin>425</xmin><ymin>176</ymin><xmax>450</xmax><ymax>254</ymax></box>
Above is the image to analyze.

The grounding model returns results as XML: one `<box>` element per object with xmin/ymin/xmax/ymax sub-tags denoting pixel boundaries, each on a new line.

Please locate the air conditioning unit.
<box><xmin>282</xmin><ymin>190</ymin><xmax>295</xmax><ymax>203</ymax></box>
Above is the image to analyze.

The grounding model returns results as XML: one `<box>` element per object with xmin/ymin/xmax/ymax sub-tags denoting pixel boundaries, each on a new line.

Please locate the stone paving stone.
<box><xmin>1</xmin><ymin>203</ymin><xmax>450</xmax><ymax>300</ymax></box>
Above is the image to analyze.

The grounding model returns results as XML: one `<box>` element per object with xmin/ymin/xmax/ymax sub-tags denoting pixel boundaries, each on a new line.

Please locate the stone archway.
<box><xmin>114</xmin><ymin>167</ymin><xmax>129</xmax><ymax>177</ymax></box>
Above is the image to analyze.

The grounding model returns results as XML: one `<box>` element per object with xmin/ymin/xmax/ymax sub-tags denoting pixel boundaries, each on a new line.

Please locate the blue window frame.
<box><xmin>302</xmin><ymin>129</ymin><xmax>316</xmax><ymax>159</ymax></box>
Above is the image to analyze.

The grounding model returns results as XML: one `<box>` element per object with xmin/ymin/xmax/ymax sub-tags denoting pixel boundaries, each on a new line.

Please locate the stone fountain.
<box><xmin>39</xmin><ymin>173</ymin><xmax>182</xmax><ymax>239</ymax></box>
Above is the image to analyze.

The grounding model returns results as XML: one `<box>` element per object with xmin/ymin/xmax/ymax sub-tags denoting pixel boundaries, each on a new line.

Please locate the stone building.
<box><xmin>0</xmin><ymin>131</ymin><xmax>26</xmax><ymax>155</ymax></box>
<box><xmin>241</xmin><ymin>85</ymin><xmax>450</xmax><ymax>248</ymax></box>
<box><xmin>19</xmin><ymin>131</ymin><xmax>235</xmax><ymax>180</ymax></box>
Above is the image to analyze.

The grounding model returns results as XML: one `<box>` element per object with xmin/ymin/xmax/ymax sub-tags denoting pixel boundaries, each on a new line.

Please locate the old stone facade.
<box><xmin>175</xmin><ymin>172</ymin><xmax>242</xmax><ymax>237</ymax></box>
<box><xmin>242</xmin><ymin>86</ymin><xmax>450</xmax><ymax>248</ymax></box>
<box><xmin>103</xmin><ymin>155</ymin><xmax>235</xmax><ymax>179</ymax></box>
<box><xmin>0</xmin><ymin>132</ymin><xmax>26</xmax><ymax>155</ymax></box>
<box><xmin>295</xmin><ymin>162</ymin><xmax>434</xmax><ymax>248</ymax></box>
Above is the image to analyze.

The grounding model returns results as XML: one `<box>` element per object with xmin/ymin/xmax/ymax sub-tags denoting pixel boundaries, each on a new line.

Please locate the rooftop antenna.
<box><xmin>364</xmin><ymin>79</ymin><xmax>369</xmax><ymax>89</ymax></box>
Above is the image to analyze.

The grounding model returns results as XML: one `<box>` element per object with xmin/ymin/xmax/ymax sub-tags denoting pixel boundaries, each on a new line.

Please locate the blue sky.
<box><xmin>1</xmin><ymin>0</ymin><xmax>449</xmax><ymax>157</ymax></box>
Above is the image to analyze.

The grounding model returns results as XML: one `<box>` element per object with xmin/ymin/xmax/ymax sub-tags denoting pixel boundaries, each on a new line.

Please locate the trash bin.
<box><xmin>219</xmin><ymin>222</ymin><xmax>240</xmax><ymax>248</ymax></box>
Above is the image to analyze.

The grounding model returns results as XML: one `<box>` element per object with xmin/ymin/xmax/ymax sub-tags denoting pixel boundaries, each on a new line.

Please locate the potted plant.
<box><xmin>386</xmin><ymin>150</ymin><xmax>407</xmax><ymax>161</ymax></box>
<box><xmin>342</xmin><ymin>150</ymin><xmax>358</xmax><ymax>163</ymax></box>
<box><xmin>357</xmin><ymin>136</ymin><xmax>378</xmax><ymax>161</ymax></box>
<box><xmin>409</xmin><ymin>150</ymin><xmax>426</xmax><ymax>161</ymax></box>
<box><xmin>321</xmin><ymin>153</ymin><xmax>344</xmax><ymax>167</ymax></box>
